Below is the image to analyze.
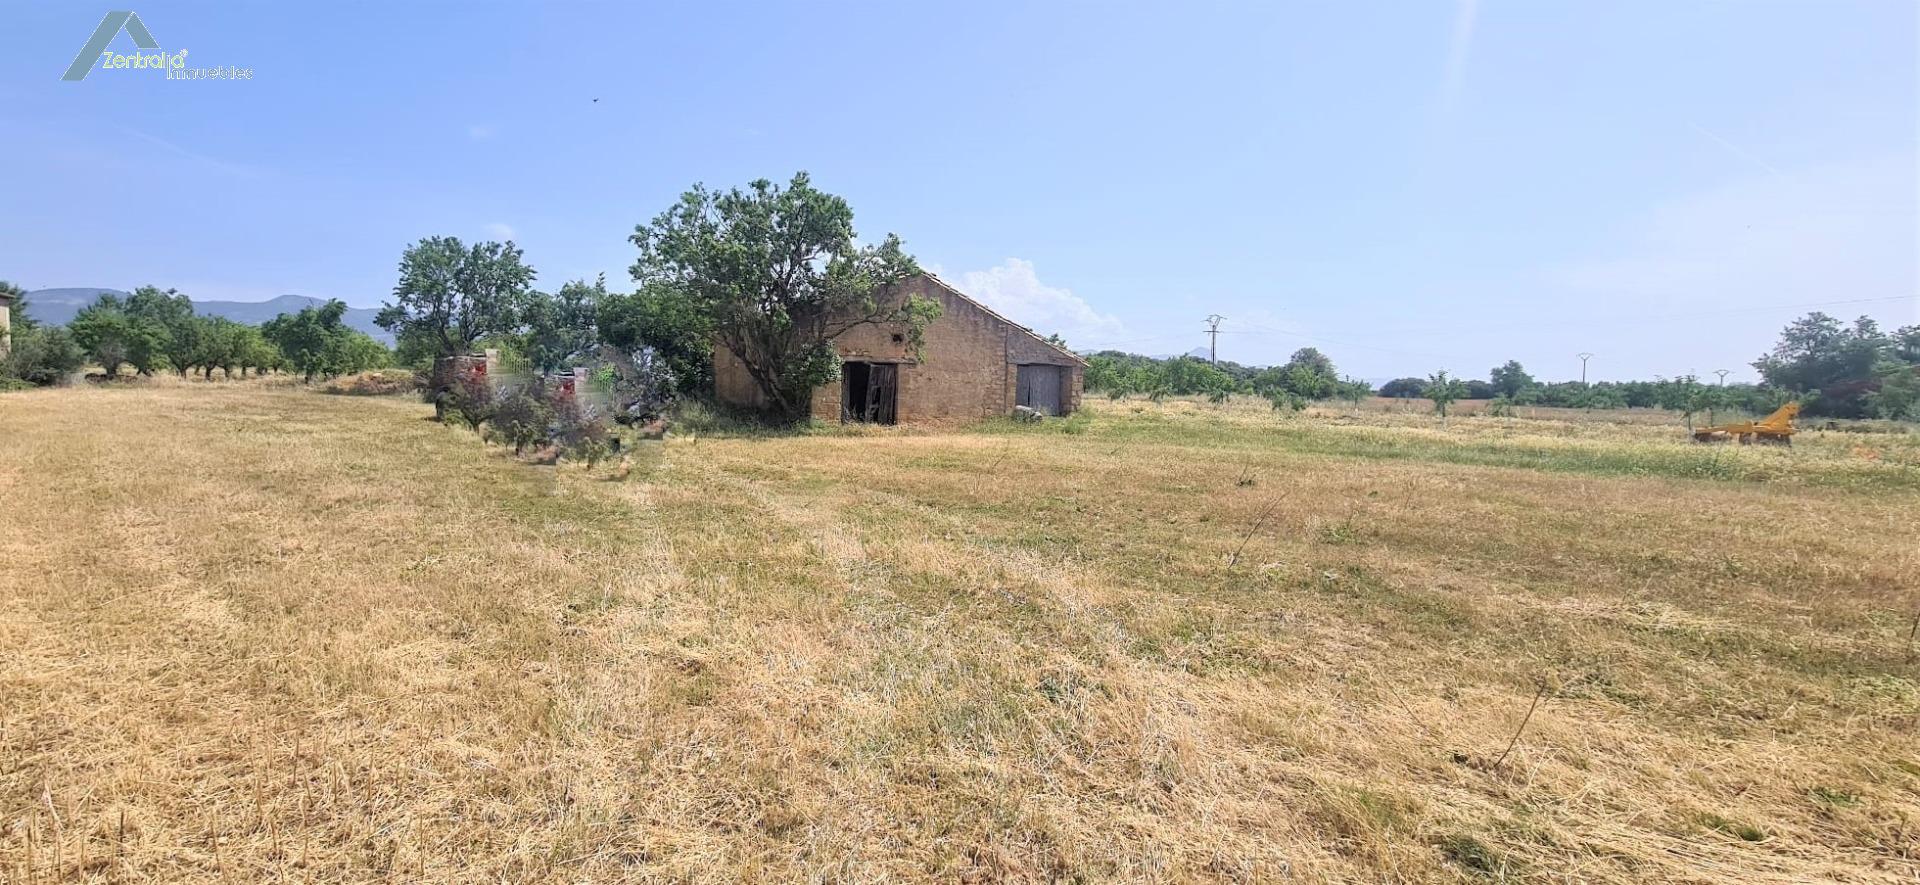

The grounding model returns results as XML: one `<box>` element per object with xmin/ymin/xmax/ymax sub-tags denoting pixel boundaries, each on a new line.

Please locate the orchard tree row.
<box><xmin>0</xmin><ymin>282</ymin><xmax>389</xmax><ymax>387</ymax></box>
<box><xmin>1085</xmin><ymin>315</ymin><xmax>1918</xmax><ymax>421</ymax></box>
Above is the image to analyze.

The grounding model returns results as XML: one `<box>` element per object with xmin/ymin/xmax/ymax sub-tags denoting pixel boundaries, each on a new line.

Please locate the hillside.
<box><xmin>21</xmin><ymin>288</ymin><xmax>392</xmax><ymax>343</ymax></box>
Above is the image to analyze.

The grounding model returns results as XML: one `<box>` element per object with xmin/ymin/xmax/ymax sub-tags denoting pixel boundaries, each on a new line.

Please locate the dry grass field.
<box><xmin>3</xmin><ymin>382</ymin><xmax>1918</xmax><ymax>883</ymax></box>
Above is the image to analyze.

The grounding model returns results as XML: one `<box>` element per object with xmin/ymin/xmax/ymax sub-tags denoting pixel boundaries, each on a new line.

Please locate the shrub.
<box><xmin>3</xmin><ymin>326</ymin><xmax>87</xmax><ymax>386</ymax></box>
<box><xmin>551</xmin><ymin>389</ymin><xmax>616</xmax><ymax>465</ymax></box>
<box><xmin>490</xmin><ymin>387</ymin><xmax>557</xmax><ymax>454</ymax></box>
<box><xmin>437</xmin><ymin>371</ymin><xmax>497</xmax><ymax>430</ymax></box>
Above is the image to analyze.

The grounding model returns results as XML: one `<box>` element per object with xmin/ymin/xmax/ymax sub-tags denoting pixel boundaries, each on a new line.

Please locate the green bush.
<box><xmin>436</xmin><ymin>371</ymin><xmax>497</xmax><ymax>430</ymax></box>
<box><xmin>3</xmin><ymin>326</ymin><xmax>86</xmax><ymax>386</ymax></box>
<box><xmin>489</xmin><ymin>387</ymin><xmax>557</xmax><ymax>454</ymax></box>
<box><xmin>550</xmin><ymin>388</ymin><xmax>620</xmax><ymax>464</ymax></box>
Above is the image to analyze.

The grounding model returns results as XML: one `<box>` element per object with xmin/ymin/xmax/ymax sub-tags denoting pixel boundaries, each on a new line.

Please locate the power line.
<box><xmin>1204</xmin><ymin>314</ymin><xmax>1224</xmax><ymax>364</ymax></box>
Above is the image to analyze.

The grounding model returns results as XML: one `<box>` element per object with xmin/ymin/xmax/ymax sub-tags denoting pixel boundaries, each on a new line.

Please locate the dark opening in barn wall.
<box><xmin>842</xmin><ymin>361</ymin><xmax>898</xmax><ymax>424</ymax></box>
<box><xmin>1016</xmin><ymin>364</ymin><xmax>1064</xmax><ymax>416</ymax></box>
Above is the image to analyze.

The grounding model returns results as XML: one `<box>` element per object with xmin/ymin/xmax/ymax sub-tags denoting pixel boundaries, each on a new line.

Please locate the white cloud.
<box><xmin>939</xmin><ymin>259</ymin><xmax>1128</xmax><ymax>348</ymax></box>
<box><xmin>483</xmin><ymin>222</ymin><xmax>517</xmax><ymax>241</ymax></box>
<box><xmin>467</xmin><ymin>124</ymin><xmax>494</xmax><ymax>140</ymax></box>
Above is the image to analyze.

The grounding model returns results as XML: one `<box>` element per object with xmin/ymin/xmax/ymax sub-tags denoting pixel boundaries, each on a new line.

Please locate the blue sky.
<box><xmin>2</xmin><ymin>1</ymin><xmax>1913</xmax><ymax>381</ymax></box>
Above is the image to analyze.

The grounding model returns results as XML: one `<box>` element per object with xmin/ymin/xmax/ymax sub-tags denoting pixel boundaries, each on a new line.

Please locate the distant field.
<box><xmin>3</xmin><ymin>383</ymin><xmax>1917</xmax><ymax>882</ymax></box>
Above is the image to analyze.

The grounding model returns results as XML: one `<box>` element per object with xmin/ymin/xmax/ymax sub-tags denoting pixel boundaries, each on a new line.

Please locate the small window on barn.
<box><xmin>891</xmin><ymin>333</ymin><xmax>905</xmax><ymax>344</ymax></box>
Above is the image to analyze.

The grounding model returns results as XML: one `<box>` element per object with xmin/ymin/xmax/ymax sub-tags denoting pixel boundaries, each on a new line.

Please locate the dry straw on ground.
<box><xmin>2</xmin><ymin>384</ymin><xmax>1916</xmax><ymax>882</ymax></box>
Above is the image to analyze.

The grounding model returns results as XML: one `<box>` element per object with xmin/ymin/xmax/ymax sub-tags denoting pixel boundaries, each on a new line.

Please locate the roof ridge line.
<box><xmin>916</xmin><ymin>271</ymin><xmax>1088</xmax><ymax>365</ymax></box>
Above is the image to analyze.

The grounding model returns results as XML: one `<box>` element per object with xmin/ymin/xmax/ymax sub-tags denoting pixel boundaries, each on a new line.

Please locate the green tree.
<box><xmin>1579</xmin><ymin>385</ymin><xmax>1628</xmax><ymax>410</ymax></box>
<box><xmin>1866</xmin><ymin>360</ymin><xmax>1919</xmax><ymax>420</ymax></box>
<box><xmin>3</xmin><ymin>325</ymin><xmax>85</xmax><ymax>385</ymax></box>
<box><xmin>192</xmin><ymin>316</ymin><xmax>249</xmax><ymax>379</ymax></box>
<box><xmin>1753</xmin><ymin>312</ymin><xmax>1893</xmax><ymax>417</ymax></box>
<box><xmin>524</xmin><ymin>275</ymin><xmax>604</xmax><ymax>373</ymax></box>
<box><xmin>1379</xmin><ymin>377</ymin><xmax>1425</xmax><ymax>398</ymax></box>
<box><xmin>265</xmin><ymin>299</ymin><xmax>386</xmax><ymax>381</ymax></box>
<box><xmin>1280</xmin><ymin>364</ymin><xmax>1333</xmax><ymax>399</ymax></box>
<box><xmin>1424</xmin><ymin>369</ymin><xmax>1467</xmax><ymax>418</ymax></box>
<box><xmin>1335</xmin><ymin>377</ymin><xmax>1371</xmax><ymax>406</ymax></box>
<box><xmin>597</xmin><ymin>280</ymin><xmax>718</xmax><ymax>397</ymax></box>
<box><xmin>1893</xmin><ymin>325</ymin><xmax>1920</xmax><ymax>363</ymax></box>
<box><xmin>1161</xmin><ymin>356</ymin><xmax>1234</xmax><ymax>395</ymax></box>
<box><xmin>232</xmin><ymin>326</ymin><xmax>281</xmax><ymax>377</ymax></box>
<box><xmin>1276</xmin><ymin>347</ymin><xmax>1339</xmax><ymax>399</ymax></box>
<box><xmin>628</xmin><ymin>172</ymin><xmax>936</xmax><ymax>422</ymax></box>
<box><xmin>1</xmin><ymin>281</ymin><xmax>31</xmax><ymax>334</ymax></box>
<box><xmin>378</xmin><ymin>236</ymin><xmax>537</xmax><ymax>362</ymax></box>
<box><xmin>124</xmin><ymin>286</ymin><xmax>197</xmax><ymax>374</ymax></box>
<box><xmin>1655</xmin><ymin>375</ymin><xmax>1706</xmax><ymax>428</ymax></box>
<box><xmin>1688</xmin><ymin>383</ymin><xmax>1727</xmax><ymax>426</ymax></box>
<box><xmin>69</xmin><ymin>295</ymin><xmax>166</xmax><ymax>377</ymax></box>
<box><xmin>328</xmin><ymin>330</ymin><xmax>391</xmax><ymax>376</ymax></box>
<box><xmin>1283</xmin><ymin>347</ymin><xmax>1334</xmax><ymax>377</ymax></box>
<box><xmin>1489</xmin><ymin>360</ymin><xmax>1534</xmax><ymax>398</ymax></box>
<box><xmin>1084</xmin><ymin>354</ymin><xmax>1125</xmax><ymax>394</ymax></box>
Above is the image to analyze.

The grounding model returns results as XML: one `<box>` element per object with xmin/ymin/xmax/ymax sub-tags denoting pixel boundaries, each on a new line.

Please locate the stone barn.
<box><xmin>714</xmin><ymin>272</ymin><xmax>1085</xmax><ymax>424</ymax></box>
<box><xmin>0</xmin><ymin>288</ymin><xmax>14</xmax><ymax>358</ymax></box>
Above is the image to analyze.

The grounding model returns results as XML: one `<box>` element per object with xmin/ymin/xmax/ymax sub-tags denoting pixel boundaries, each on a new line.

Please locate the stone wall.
<box><xmin>0</xmin><ymin>293</ymin><xmax>13</xmax><ymax>358</ymax></box>
<box><xmin>712</xmin><ymin>273</ymin><xmax>1086</xmax><ymax>423</ymax></box>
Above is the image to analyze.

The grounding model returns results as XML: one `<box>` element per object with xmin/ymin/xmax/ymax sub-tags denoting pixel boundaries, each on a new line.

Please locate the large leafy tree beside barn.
<box><xmin>627</xmin><ymin>172</ymin><xmax>939</xmax><ymax>423</ymax></box>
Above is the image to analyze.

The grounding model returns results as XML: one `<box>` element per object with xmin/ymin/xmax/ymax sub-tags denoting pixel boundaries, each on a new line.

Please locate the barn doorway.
<box><xmin>842</xmin><ymin>361</ymin><xmax>898</xmax><ymax>424</ymax></box>
<box><xmin>1016</xmin><ymin>364</ymin><xmax>1064</xmax><ymax>416</ymax></box>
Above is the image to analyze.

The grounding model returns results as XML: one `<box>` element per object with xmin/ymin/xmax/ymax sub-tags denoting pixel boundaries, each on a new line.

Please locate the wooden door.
<box><xmin>868</xmin><ymin>363</ymin><xmax>898</xmax><ymax>424</ymax></box>
<box><xmin>1017</xmin><ymin>364</ymin><xmax>1063</xmax><ymax>416</ymax></box>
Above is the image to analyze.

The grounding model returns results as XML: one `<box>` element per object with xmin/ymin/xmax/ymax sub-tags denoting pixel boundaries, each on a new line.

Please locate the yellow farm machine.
<box><xmin>1692</xmin><ymin>401</ymin><xmax>1799</xmax><ymax>446</ymax></box>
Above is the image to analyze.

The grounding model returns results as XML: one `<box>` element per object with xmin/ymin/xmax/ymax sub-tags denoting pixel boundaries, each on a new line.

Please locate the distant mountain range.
<box><xmin>21</xmin><ymin>289</ymin><xmax>392</xmax><ymax>343</ymax></box>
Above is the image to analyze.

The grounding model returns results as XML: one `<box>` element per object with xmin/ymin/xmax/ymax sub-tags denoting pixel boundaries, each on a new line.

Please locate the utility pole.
<box><xmin>1205</xmin><ymin>314</ymin><xmax>1225</xmax><ymax>365</ymax></box>
<box><xmin>1577</xmin><ymin>352</ymin><xmax>1594</xmax><ymax>386</ymax></box>
<box><xmin>1714</xmin><ymin>369</ymin><xmax>1730</xmax><ymax>386</ymax></box>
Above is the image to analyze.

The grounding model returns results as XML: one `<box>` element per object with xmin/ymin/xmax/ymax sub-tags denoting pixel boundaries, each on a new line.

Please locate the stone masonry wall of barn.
<box><xmin>712</xmin><ymin>274</ymin><xmax>1083</xmax><ymax>422</ymax></box>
